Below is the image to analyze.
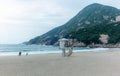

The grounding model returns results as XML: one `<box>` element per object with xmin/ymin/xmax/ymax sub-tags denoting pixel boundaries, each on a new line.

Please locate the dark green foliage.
<box><xmin>67</xmin><ymin>22</ymin><xmax>120</xmax><ymax>45</ymax></box>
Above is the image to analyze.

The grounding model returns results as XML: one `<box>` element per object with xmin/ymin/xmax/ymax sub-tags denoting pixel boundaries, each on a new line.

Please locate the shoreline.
<box><xmin>0</xmin><ymin>47</ymin><xmax>111</xmax><ymax>57</ymax></box>
<box><xmin>0</xmin><ymin>49</ymin><xmax>120</xmax><ymax>76</ymax></box>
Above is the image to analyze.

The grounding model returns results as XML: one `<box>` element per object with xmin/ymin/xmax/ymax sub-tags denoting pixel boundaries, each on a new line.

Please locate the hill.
<box><xmin>26</xmin><ymin>3</ymin><xmax>120</xmax><ymax>47</ymax></box>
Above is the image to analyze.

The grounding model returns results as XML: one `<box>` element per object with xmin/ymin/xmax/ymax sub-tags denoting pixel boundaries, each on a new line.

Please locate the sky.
<box><xmin>0</xmin><ymin>0</ymin><xmax>120</xmax><ymax>44</ymax></box>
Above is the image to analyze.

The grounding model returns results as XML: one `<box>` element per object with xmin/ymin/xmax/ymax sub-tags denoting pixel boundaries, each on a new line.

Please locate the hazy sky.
<box><xmin>0</xmin><ymin>0</ymin><xmax>120</xmax><ymax>44</ymax></box>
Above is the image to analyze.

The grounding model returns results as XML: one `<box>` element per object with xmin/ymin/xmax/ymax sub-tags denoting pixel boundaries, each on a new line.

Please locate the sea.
<box><xmin>0</xmin><ymin>44</ymin><xmax>110</xmax><ymax>56</ymax></box>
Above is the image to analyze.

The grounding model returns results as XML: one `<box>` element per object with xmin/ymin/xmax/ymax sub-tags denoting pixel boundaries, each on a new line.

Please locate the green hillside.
<box><xmin>26</xmin><ymin>3</ymin><xmax>120</xmax><ymax>46</ymax></box>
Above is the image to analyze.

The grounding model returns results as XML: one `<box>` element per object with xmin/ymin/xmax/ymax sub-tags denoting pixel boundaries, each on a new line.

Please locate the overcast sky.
<box><xmin>0</xmin><ymin>0</ymin><xmax>120</xmax><ymax>44</ymax></box>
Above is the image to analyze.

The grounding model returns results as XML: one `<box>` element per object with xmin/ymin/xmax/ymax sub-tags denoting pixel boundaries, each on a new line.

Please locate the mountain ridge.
<box><xmin>26</xmin><ymin>3</ymin><xmax>120</xmax><ymax>47</ymax></box>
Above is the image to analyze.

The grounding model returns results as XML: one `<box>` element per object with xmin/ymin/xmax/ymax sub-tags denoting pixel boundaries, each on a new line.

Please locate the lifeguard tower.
<box><xmin>59</xmin><ymin>38</ymin><xmax>73</xmax><ymax>57</ymax></box>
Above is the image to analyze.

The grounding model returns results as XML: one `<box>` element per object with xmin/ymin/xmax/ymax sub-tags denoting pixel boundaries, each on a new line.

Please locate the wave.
<box><xmin>0</xmin><ymin>48</ymin><xmax>110</xmax><ymax>56</ymax></box>
<box><xmin>74</xmin><ymin>48</ymin><xmax>110</xmax><ymax>52</ymax></box>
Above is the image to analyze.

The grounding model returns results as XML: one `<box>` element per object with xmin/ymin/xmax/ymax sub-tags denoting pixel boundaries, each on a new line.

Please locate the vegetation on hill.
<box><xmin>26</xmin><ymin>3</ymin><xmax>120</xmax><ymax>46</ymax></box>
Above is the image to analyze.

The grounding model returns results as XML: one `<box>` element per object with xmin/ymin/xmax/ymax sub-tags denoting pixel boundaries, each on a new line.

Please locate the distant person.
<box><xmin>26</xmin><ymin>53</ymin><xmax>28</xmax><ymax>56</ymax></box>
<box><xmin>19</xmin><ymin>52</ymin><xmax>22</xmax><ymax>56</ymax></box>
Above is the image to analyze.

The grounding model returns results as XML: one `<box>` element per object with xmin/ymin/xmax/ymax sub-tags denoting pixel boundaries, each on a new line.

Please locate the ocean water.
<box><xmin>0</xmin><ymin>44</ymin><xmax>109</xmax><ymax>56</ymax></box>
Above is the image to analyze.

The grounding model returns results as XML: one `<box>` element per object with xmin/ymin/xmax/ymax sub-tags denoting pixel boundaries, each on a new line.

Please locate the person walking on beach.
<box><xmin>19</xmin><ymin>52</ymin><xmax>22</xmax><ymax>56</ymax></box>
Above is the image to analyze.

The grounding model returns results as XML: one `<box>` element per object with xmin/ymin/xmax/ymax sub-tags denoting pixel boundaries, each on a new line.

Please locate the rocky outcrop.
<box><xmin>116</xmin><ymin>15</ymin><xmax>120</xmax><ymax>22</ymax></box>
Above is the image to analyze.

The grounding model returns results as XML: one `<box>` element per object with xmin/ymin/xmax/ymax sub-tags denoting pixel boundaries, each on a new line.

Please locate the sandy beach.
<box><xmin>0</xmin><ymin>50</ymin><xmax>120</xmax><ymax>76</ymax></box>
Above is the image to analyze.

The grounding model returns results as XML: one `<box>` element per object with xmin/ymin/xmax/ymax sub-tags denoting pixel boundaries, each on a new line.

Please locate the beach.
<box><xmin>0</xmin><ymin>50</ymin><xmax>120</xmax><ymax>76</ymax></box>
